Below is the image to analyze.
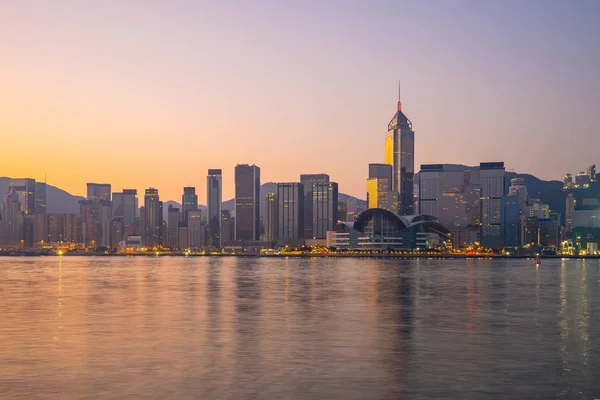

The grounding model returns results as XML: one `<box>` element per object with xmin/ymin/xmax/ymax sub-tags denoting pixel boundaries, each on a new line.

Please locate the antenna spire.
<box><xmin>397</xmin><ymin>81</ymin><xmax>402</xmax><ymax>111</ymax></box>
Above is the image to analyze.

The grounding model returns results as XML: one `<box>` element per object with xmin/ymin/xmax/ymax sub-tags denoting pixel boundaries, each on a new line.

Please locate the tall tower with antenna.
<box><xmin>384</xmin><ymin>82</ymin><xmax>415</xmax><ymax>215</ymax></box>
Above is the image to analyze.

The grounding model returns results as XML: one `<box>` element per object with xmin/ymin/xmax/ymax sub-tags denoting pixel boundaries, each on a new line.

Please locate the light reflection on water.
<box><xmin>0</xmin><ymin>257</ymin><xmax>599</xmax><ymax>399</ymax></box>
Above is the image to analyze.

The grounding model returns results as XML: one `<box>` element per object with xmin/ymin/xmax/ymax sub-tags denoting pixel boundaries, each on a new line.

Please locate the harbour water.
<box><xmin>1</xmin><ymin>257</ymin><xmax>599</xmax><ymax>399</ymax></box>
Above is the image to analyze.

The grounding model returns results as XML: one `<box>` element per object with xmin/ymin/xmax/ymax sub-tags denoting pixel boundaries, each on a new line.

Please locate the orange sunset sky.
<box><xmin>2</xmin><ymin>1</ymin><xmax>599</xmax><ymax>202</ymax></box>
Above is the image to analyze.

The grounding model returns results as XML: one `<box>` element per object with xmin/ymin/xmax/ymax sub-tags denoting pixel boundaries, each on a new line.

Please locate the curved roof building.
<box><xmin>327</xmin><ymin>208</ymin><xmax>452</xmax><ymax>250</ymax></box>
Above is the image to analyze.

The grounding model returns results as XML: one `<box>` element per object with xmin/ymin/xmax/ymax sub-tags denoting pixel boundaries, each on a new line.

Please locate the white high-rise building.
<box><xmin>480</xmin><ymin>162</ymin><xmax>506</xmax><ymax>248</ymax></box>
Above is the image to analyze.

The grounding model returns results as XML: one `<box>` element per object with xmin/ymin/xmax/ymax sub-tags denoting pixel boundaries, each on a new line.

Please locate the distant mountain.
<box><xmin>0</xmin><ymin>177</ymin><xmax>84</xmax><ymax>214</ymax></box>
<box><xmin>8</xmin><ymin>171</ymin><xmax>571</xmax><ymax>223</ymax></box>
<box><xmin>415</xmin><ymin>165</ymin><xmax>567</xmax><ymax>218</ymax></box>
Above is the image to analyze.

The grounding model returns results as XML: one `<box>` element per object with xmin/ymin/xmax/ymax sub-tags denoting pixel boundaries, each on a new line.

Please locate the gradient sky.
<box><xmin>2</xmin><ymin>0</ymin><xmax>600</xmax><ymax>202</ymax></box>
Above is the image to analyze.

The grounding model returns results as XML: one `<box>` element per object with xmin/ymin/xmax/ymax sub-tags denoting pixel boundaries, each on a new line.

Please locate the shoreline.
<box><xmin>1</xmin><ymin>253</ymin><xmax>598</xmax><ymax>260</ymax></box>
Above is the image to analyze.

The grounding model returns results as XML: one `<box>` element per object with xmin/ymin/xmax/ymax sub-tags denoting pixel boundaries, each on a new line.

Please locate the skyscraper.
<box><xmin>311</xmin><ymin>181</ymin><xmax>338</xmax><ymax>239</ymax></box>
<box><xmin>9</xmin><ymin>178</ymin><xmax>36</xmax><ymax>216</ymax></box>
<box><xmin>167</xmin><ymin>205</ymin><xmax>181</xmax><ymax>249</ymax></box>
<box><xmin>86</xmin><ymin>183</ymin><xmax>111</xmax><ymax>201</ymax></box>
<box><xmin>480</xmin><ymin>162</ymin><xmax>506</xmax><ymax>248</ymax></box>
<box><xmin>207</xmin><ymin>169</ymin><xmax>222</xmax><ymax>248</ymax></box>
<box><xmin>234</xmin><ymin>164</ymin><xmax>260</xmax><ymax>241</ymax></box>
<box><xmin>187</xmin><ymin>209</ymin><xmax>204</xmax><ymax>249</ymax></box>
<box><xmin>588</xmin><ymin>165</ymin><xmax>597</xmax><ymax>182</ymax></box>
<box><xmin>181</xmin><ymin>187</ymin><xmax>198</xmax><ymax>224</ymax></box>
<box><xmin>501</xmin><ymin>196</ymin><xmax>520</xmax><ymax>247</ymax></box>
<box><xmin>144</xmin><ymin>188</ymin><xmax>161</xmax><ymax>247</ymax></box>
<box><xmin>264</xmin><ymin>192</ymin><xmax>278</xmax><ymax>241</ymax></box>
<box><xmin>86</xmin><ymin>183</ymin><xmax>112</xmax><ymax>247</ymax></box>
<box><xmin>99</xmin><ymin>200</ymin><xmax>112</xmax><ymax>247</ymax></box>
<box><xmin>277</xmin><ymin>183</ymin><xmax>304</xmax><ymax>240</ymax></box>
<box><xmin>34</xmin><ymin>181</ymin><xmax>46</xmax><ymax>214</ymax></box>
<box><xmin>300</xmin><ymin>174</ymin><xmax>329</xmax><ymax>239</ymax></box>
<box><xmin>122</xmin><ymin>189</ymin><xmax>138</xmax><ymax>229</ymax></box>
<box><xmin>9</xmin><ymin>178</ymin><xmax>36</xmax><ymax>246</ymax></box>
<box><xmin>220</xmin><ymin>210</ymin><xmax>234</xmax><ymax>244</ymax></box>
<box><xmin>384</xmin><ymin>88</ymin><xmax>415</xmax><ymax>215</ymax></box>
<box><xmin>79</xmin><ymin>199</ymin><xmax>94</xmax><ymax>246</ymax></box>
<box><xmin>3</xmin><ymin>188</ymin><xmax>21</xmax><ymax>246</ymax></box>
<box><xmin>337</xmin><ymin>200</ymin><xmax>347</xmax><ymax>222</ymax></box>
<box><xmin>508</xmin><ymin>178</ymin><xmax>528</xmax><ymax>214</ymax></box>
<box><xmin>366</xmin><ymin>163</ymin><xmax>395</xmax><ymax>211</ymax></box>
<box><xmin>565</xmin><ymin>193</ymin><xmax>576</xmax><ymax>233</ymax></box>
<box><xmin>112</xmin><ymin>189</ymin><xmax>137</xmax><ymax>230</ymax></box>
<box><xmin>139</xmin><ymin>206</ymin><xmax>147</xmax><ymax>245</ymax></box>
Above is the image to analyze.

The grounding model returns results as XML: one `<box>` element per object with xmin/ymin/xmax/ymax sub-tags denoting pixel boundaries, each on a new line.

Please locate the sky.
<box><xmin>2</xmin><ymin>0</ymin><xmax>600</xmax><ymax>202</ymax></box>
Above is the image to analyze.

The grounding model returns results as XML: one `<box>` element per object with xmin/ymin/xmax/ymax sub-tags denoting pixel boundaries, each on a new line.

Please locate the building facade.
<box><xmin>384</xmin><ymin>98</ymin><xmax>415</xmax><ymax>215</ymax></box>
<box><xmin>263</xmin><ymin>192</ymin><xmax>278</xmax><ymax>241</ymax></box>
<box><xmin>300</xmin><ymin>174</ymin><xmax>329</xmax><ymax>239</ymax></box>
<box><xmin>311</xmin><ymin>182</ymin><xmax>338</xmax><ymax>239</ymax></box>
<box><xmin>480</xmin><ymin>162</ymin><xmax>506</xmax><ymax>248</ymax></box>
<box><xmin>3</xmin><ymin>188</ymin><xmax>22</xmax><ymax>246</ymax></box>
<box><xmin>144</xmin><ymin>188</ymin><xmax>161</xmax><ymax>247</ymax></box>
<box><xmin>207</xmin><ymin>169</ymin><xmax>222</xmax><ymax>248</ymax></box>
<box><xmin>234</xmin><ymin>164</ymin><xmax>260</xmax><ymax>241</ymax></box>
<box><xmin>277</xmin><ymin>183</ymin><xmax>304</xmax><ymax>241</ymax></box>
<box><xmin>181</xmin><ymin>187</ymin><xmax>198</xmax><ymax>225</ymax></box>
<box><xmin>187</xmin><ymin>209</ymin><xmax>204</xmax><ymax>249</ymax></box>
<box><xmin>167</xmin><ymin>205</ymin><xmax>181</xmax><ymax>248</ymax></box>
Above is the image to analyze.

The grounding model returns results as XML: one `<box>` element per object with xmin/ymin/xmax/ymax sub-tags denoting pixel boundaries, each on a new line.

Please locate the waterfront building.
<box><xmin>138</xmin><ymin>206</ymin><xmax>147</xmax><ymax>246</ymax></box>
<box><xmin>220</xmin><ymin>210</ymin><xmax>234</xmax><ymax>243</ymax></box>
<box><xmin>565</xmin><ymin>193</ymin><xmax>576</xmax><ymax>233</ymax></box>
<box><xmin>337</xmin><ymin>200</ymin><xmax>347</xmax><ymax>222</ymax></box>
<box><xmin>563</xmin><ymin>174</ymin><xmax>574</xmax><ymax>189</ymax></box>
<box><xmin>34</xmin><ymin>213</ymin><xmax>47</xmax><ymax>245</ymax></box>
<box><xmin>508</xmin><ymin>178</ymin><xmax>528</xmax><ymax>213</ymax></box>
<box><xmin>207</xmin><ymin>169</ymin><xmax>222</xmax><ymax>248</ymax></box>
<box><xmin>167</xmin><ymin>205</ymin><xmax>181</xmax><ymax>248</ymax></box>
<box><xmin>112</xmin><ymin>189</ymin><xmax>138</xmax><ymax>232</ymax></box>
<box><xmin>111</xmin><ymin>217</ymin><xmax>124</xmax><ymax>248</ymax></box>
<box><xmin>277</xmin><ymin>183</ymin><xmax>304</xmax><ymax>241</ymax></box>
<box><xmin>384</xmin><ymin>90</ymin><xmax>415</xmax><ymax>215</ymax></box>
<box><xmin>9</xmin><ymin>178</ymin><xmax>37</xmax><ymax>246</ymax></box>
<box><xmin>144</xmin><ymin>188</ymin><xmax>161</xmax><ymax>247</ymax></box>
<box><xmin>47</xmin><ymin>213</ymin><xmax>79</xmax><ymax>244</ymax></box>
<box><xmin>263</xmin><ymin>192</ymin><xmax>278</xmax><ymax>241</ymax></box>
<box><xmin>9</xmin><ymin>178</ymin><xmax>36</xmax><ymax>216</ymax></box>
<box><xmin>181</xmin><ymin>187</ymin><xmax>198</xmax><ymax>225</ymax></box>
<box><xmin>501</xmin><ymin>196</ymin><xmax>520</xmax><ymax>247</ymax></box>
<box><xmin>480</xmin><ymin>162</ymin><xmax>506</xmax><ymax>249</ymax></box>
<box><xmin>300</xmin><ymin>174</ymin><xmax>329</xmax><ymax>239</ymax></box>
<box><xmin>178</xmin><ymin>227</ymin><xmax>189</xmax><ymax>249</ymax></box>
<box><xmin>121</xmin><ymin>235</ymin><xmax>142</xmax><ymax>251</ymax></box>
<box><xmin>187</xmin><ymin>209</ymin><xmax>204</xmax><ymax>249</ymax></box>
<box><xmin>87</xmin><ymin>183</ymin><xmax>111</xmax><ymax>201</ymax></box>
<box><xmin>575</xmin><ymin>172</ymin><xmax>590</xmax><ymax>188</ymax></box>
<box><xmin>366</xmin><ymin>163</ymin><xmax>396</xmax><ymax>213</ymax></box>
<box><xmin>234</xmin><ymin>164</ymin><xmax>260</xmax><ymax>241</ymax></box>
<box><xmin>588</xmin><ymin>165</ymin><xmax>597</xmax><ymax>182</ymax></box>
<box><xmin>3</xmin><ymin>188</ymin><xmax>22</xmax><ymax>246</ymax></box>
<box><xmin>79</xmin><ymin>199</ymin><xmax>94</xmax><ymax>246</ymax></box>
<box><xmin>326</xmin><ymin>209</ymin><xmax>451</xmax><ymax>250</ymax></box>
<box><xmin>99</xmin><ymin>200</ymin><xmax>112</xmax><ymax>247</ymax></box>
<box><xmin>369</xmin><ymin>163</ymin><xmax>393</xmax><ymax>182</ymax></box>
<box><xmin>418</xmin><ymin>164</ymin><xmax>483</xmax><ymax>248</ymax></box>
<box><xmin>34</xmin><ymin>181</ymin><xmax>46</xmax><ymax>214</ymax></box>
<box><xmin>311</xmin><ymin>181</ymin><xmax>338</xmax><ymax>239</ymax></box>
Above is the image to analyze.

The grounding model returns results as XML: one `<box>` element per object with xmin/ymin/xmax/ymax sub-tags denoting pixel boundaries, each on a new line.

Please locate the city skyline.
<box><xmin>2</xmin><ymin>1</ymin><xmax>600</xmax><ymax>202</ymax></box>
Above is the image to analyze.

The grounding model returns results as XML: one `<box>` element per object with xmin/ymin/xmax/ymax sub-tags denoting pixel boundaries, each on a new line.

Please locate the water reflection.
<box><xmin>0</xmin><ymin>257</ymin><xmax>599</xmax><ymax>399</ymax></box>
